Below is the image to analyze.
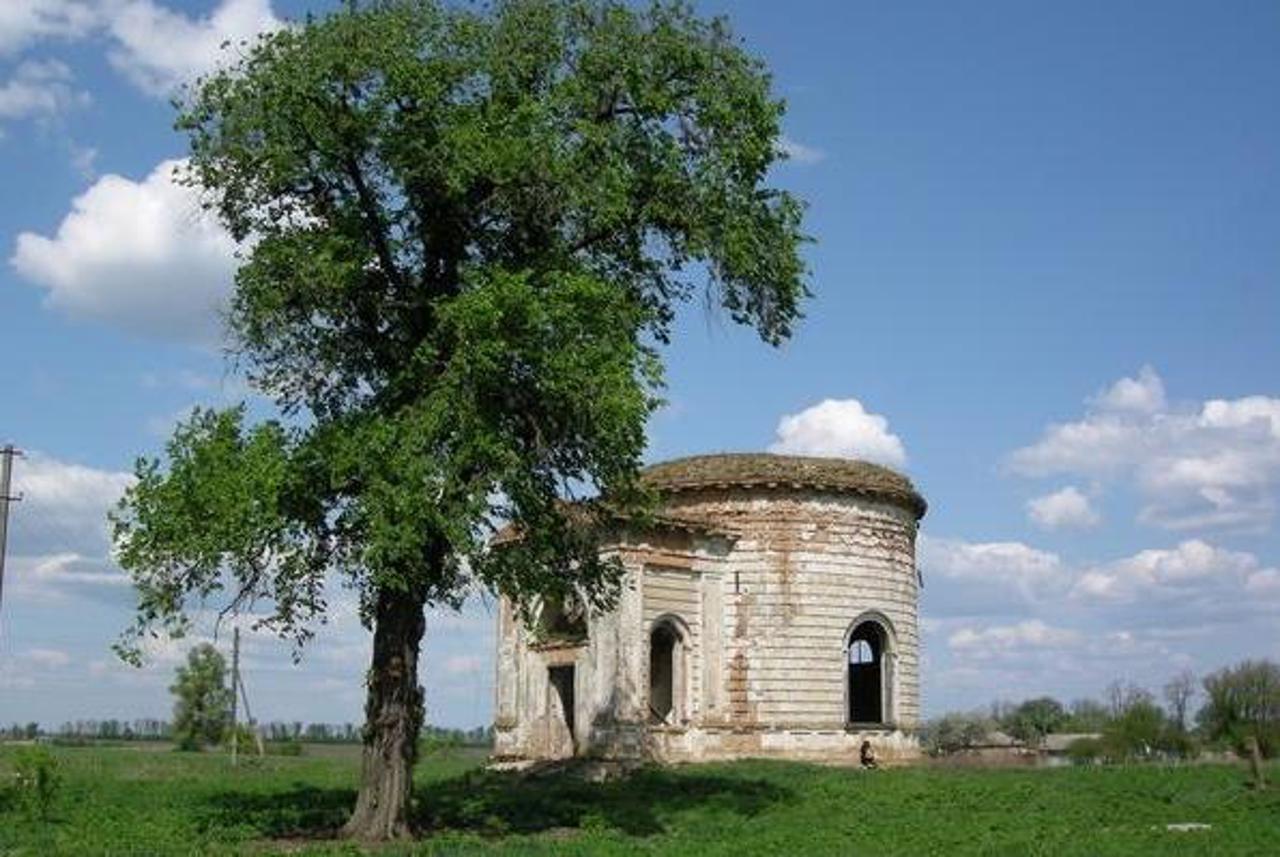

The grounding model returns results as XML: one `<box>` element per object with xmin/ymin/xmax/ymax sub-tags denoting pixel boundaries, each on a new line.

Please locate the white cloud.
<box><xmin>0</xmin><ymin>2</ymin><xmax>98</xmax><ymax>56</ymax></box>
<box><xmin>7</xmin><ymin>553</ymin><xmax>130</xmax><ymax>602</ymax></box>
<box><xmin>69</xmin><ymin>142</ymin><xmax>97</xmax><ymax>178</ymax></box>
<box><xmin>11</xmin><ymin>158</ymin><xmax>240</xmax><ymax>342</ymax></box>
<box><xmin>105</xmin><ymin>0</ymin><xmax>284</xmax><ymax>97</ymax></box>
<box><xmin>1027</xmin><ymin>485</ymin><xmax>1099</xmax><ymax>530</ymax></box>
<box><xmin>0</xmin><ymin>58</ymin><xmax>88</xmax><ymax>123</ymax></box>
<box><xmin>4</xmin><ymin>452</ymin><xmax>133</xmax><ymax>604</ymax></box>
<box><xmin>924</xmin><ymin>530</ymin><xmax>1280</xmax><ymax>713</ymax></box>
<box><xmin>1091</xmin><ymin>364</ymin><xmax>1166</xmax><ymax>414</ymax></box>
<box><xmin>1</xmin><ymin>2</ymin><xmax>283</xmax><ymax>97</ymax></box>
<box><xmin>1072</xmin><ymin>539</ymin><xmax>1271</xmax><ymax>606</ymax></box>
<box><xmin>10</xmin><ymin>452</ymin><xmax>133</xmax><ymax>556</ymax></box>
<box><xmin>922</xmin><ymin>537</ymin><xmax>1064</xmax><ymax>591</ymax></box>
<box><xmin>778</xmin><ymin>135</ymin><xmax>825</xmax><ymax>165</ymax></box>
<box><xmin>1008</xmin><ymin>367</ymin><xmax>1280</xmax><ymax>530</ymax></box>
<box><xmin>770</xmin><ymin>398</ymin><xmax>907</xmax><ymax>467</ymax></box>
<box><xmin>948</xmin><ymin>620</ymin><xmax>1081</xmax><ymax>656</ymax></box>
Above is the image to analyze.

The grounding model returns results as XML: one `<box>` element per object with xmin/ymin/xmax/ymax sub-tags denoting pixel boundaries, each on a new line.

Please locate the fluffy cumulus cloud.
<box><xmin>0</xmin><ymin>2</ymin><xmax>98</xmax><ymax>56</ymax></box>
<box><xmin>770</xmin><ymin>398</ymin><xmax>907</xmax><ymax>467</ymax></box>
<box><xmin>922</xmin><ymin>537</ymin><xmax>1064</xmax><ymax>591</ymax></box>
<box><xmin>923</xmin><ymin>531</ymin><xmax>1280</xmax><ymax>700</ymax></box>
<box><xmin>0</xmin><ymin>2</ymin><xmax>283</xmax><ymax>99</ymax></box>
<box><xmin>10</xmin><ymin>158</ymin><xmax>240</xmax><ymax>342</ymax></box>
<box><xmin>1026</xmin><ymin>485</ymin><xmax>1099</xmax><ymax>530</ymax></box>
<box><xmin>1008</xmin><ymin>366</ymin><xmax>1280</xmax><ymax>530</ymax></box>
<box><xmin>922</xmin><ymin>532</ymin><xmax>1280</xmax><ymax>710</ymax></box>
<box><xmin>919</xmin><ymin>536</ymin><xmax>1068</xmax><ymax>618</ymax></box>
<box><xmin>1072</xmin><ymin>539</ymin><xmax>1277</xmax><ymax>609</ymax></box>
<box><xmin>105</xmin><ymin>0</ymin><xmax>284</xmax><ymax>96</ymax></box>
<box><xmin>0</xmin><ymin>58</ymin><xmax>88</xmax><ymax>124</ymax></box>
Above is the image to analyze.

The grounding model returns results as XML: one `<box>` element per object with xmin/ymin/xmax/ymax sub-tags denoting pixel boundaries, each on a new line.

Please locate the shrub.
<box><xmin>174</xmin><ymin>735</ymin><xmax>202</xmax><ymax>753</ymax></box>
<box><xmin>13</xmin><ymin>746</ymin><xmax>61</xmax><ymax>822</ymax></box>
<box><xmin>1065</xmin><ymin>736</ymin><xmax>1103</xmax><ymax>764</ymax></box>
<box><xmin>1155</xmin><ymin>727</ymin><xmax>1199</xmax><ymax>760</ymax></box>
<box><xmin>924</xmin><ymin>713</ymin><xmax>993</xmax><ymax>756</ymax></box>
<box><xmin>225</xmin><ymin>724</ymin><xmax>259</xmax><ymax>751</ymax></box>
<box><xmin>1101</xmin><ymin>699</ymin><xmax>1166</xmax><ymax>761</ymax></box>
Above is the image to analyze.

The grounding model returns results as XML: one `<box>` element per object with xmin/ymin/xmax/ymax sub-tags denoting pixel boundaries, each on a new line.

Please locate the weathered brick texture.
<box><xmin>493</xmin><ymin>454</ymin><xmax>926</xmax><ymax>764</ymax></box>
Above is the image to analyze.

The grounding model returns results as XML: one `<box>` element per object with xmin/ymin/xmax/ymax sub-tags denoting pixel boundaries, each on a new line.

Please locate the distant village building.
<box><xmin>492</xmin><ymin>453</ymin><xmax>927</xmax><ymax>764</ymax></box>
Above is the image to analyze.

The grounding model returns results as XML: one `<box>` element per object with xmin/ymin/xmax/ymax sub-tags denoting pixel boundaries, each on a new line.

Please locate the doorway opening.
<box><xmin>649</xmin><ymin>623</ymin><xmax>679</xmax><ymax>724</ymax></box>
<box><xmin>548</xmin><ymin>665</ymin><xmax>576</xmax><ymax>756</ymax></box>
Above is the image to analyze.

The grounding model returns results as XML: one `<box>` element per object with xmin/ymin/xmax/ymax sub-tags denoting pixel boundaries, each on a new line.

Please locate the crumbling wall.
<box><xmin>493</xmin><ymin>484</ymin><xmax>922</xmax><ymax>764</ymax></box>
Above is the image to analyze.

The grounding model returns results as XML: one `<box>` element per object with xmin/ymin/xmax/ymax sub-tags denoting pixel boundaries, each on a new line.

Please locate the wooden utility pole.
<box><xmin>228</xmin><ymin>626</ymin><xmax>264</xmax><ymax>764</ymax></box>
<box><xmin>237</xmin><ymin>658</ymin><xmax>266</xmax><ymax>757</ymax></box>
<box><xmin>0</xmin><ymin>445</ymin><xmax>22</xmax><ymax>620</ymax></box>
<box><xmin>230</xmin><ymin>626</ymin><xmax>240</xmax><ymax>766</ymax></box>
<box><xmin>1247</xmin><ymin>735</ymin><xmax>1268</xmax><ymax>790</ymax></box>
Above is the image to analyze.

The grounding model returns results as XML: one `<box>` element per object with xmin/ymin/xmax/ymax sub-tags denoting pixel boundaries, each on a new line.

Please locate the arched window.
<box><xmin>648</xmin><ymin>621</ymin><xmax>682</xmax><ymax>725</ymax></box>
<box><xmin>847</xmin><ymin>620</ymin><xmax>889</xmax><ymax>725</ymax></box>
<box><xmin>535</xmin><ymin>594</ymin><xmax>587</xmax><ymax>644</ymax></box>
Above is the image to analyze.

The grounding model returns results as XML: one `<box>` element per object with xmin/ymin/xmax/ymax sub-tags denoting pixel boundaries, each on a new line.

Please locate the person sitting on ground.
<box><xmin>860</xmin><ymin>739</ymin><xmax>878</xmax><ymax>769</ymax></box>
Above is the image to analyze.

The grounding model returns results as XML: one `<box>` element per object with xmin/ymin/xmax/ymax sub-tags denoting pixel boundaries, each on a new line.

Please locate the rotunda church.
<box><xmin>492</xmin><ymin>453</ymin><xmax>927</xmax><ymax>764</ymax></box>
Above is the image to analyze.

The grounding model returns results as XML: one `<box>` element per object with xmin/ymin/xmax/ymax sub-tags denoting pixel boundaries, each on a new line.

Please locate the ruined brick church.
<box><xmin>492</xmin><ymin>453</ymin><xmax>927</xmax><ymax>764</ymax></box>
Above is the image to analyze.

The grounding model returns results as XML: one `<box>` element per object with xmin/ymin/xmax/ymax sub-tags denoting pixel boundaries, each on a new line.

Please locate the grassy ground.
<box><xmin>1</xmin><ymin>744</ymin><xmax>1278</xmax><ymax>855</ymax></box>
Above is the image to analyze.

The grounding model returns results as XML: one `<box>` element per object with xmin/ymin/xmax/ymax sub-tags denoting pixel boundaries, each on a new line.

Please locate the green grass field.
<box><xmin>1</xmin><ymin>744</ymin><xmax>1278</xmax><ymax>856</ymax></box>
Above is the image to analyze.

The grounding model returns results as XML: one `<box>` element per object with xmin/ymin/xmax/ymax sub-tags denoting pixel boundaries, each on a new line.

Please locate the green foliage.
<box><xmin>2</xmin><ymin>745</ymin><xmax>1280</xmax><ymax>855</ymax></box>
<box><xmin>1155</xmin><ymin>728</ymin><xmax>1200</xmax><ymax>761</ymax></box>
<box><xmin>112</xmin><ymin>0</ymin><xmax>808</xmax><ymax>660</ymax></box>
<box><xmin>1003</xmin><ymin>696</ymin><xmax>1066</xmax><ymax>746</ymax></box>
<box><xmin>12</xmin><ymin>745</ymin><xmax>61</xmax><ymax>822</ymax></box>
<box><xmin>170</xmin><ymin>644</ymin><xmax>234</xmax><ymax>751</ymax></box>
<box><xmin>1198</xmin><ymin>659</ymin><xmax>1280</xmax><ymax>758</ymax></box>
<box><xmin>1065</xmin><ymin>736</ymin><xmax>1104</xmax><ymax>765</ymax></box>
<box><xmin>226</xmin><ymin>724</ymin><xmax>259</xmax><ymax>752</ymax></box>
<box><xmin>923</xmin><ymin>713</ymin><xmax>993</xmax><ymax>756</ymax></box>
<box><xmin>267</xmin><ymin>739</ymin><xmax>305</xmax><ymax>757</ymax></box>
<box><xmin>1101</xmin><ymin>698</ymin><xmax>1166</xmax><ymax>761</ymax></box>
<box><xmin>420</xmin><ymin>731</ymin><xmax>463</xmax><ymax>757</ymax></box>
<box><xmin>1061</xmin><ymin>698</ymin><xmax>1111</xmax><ymax>733</ymax></box>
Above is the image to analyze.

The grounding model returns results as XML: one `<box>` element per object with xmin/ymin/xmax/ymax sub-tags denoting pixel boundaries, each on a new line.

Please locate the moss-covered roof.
<box><xmin>642</xmin><ymin>453</ymin><xmax>927</xmax><ymax>519</ymax></box>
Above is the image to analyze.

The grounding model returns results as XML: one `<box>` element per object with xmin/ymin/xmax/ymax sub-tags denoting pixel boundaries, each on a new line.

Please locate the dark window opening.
<box><xmin>848</xmin><ymin>622</ymin><xmax>885</xmax><ymax>725</ymax></box>
<box><xmin>537</xmin><ymin>595</ymin><xmax>587</xmax><ymax>644</ymax></box>
<box><xmin>649</xmin><ymin>624</ymin><xmax>678</xmax><ymax>724</ymax></box>
<box><xmin>548</xmin><ymin>665</ymin><xmax>576</xmax><ymax>752</ymax></box>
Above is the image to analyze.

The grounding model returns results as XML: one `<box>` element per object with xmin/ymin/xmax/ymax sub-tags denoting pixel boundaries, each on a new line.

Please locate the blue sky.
<box><xmin>2</xmin><ymin>0</ymin><xmax>1279</xmax><ymax>729</ymax></box>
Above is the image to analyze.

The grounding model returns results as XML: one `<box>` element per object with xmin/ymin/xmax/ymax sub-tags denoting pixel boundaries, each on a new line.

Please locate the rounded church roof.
<box><xmin>642</xmin><ymin>453</ymin><xmax>927</xmax><ymax>519</ymax></box>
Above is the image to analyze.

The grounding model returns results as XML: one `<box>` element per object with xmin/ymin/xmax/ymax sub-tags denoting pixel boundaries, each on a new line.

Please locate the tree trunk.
<box><xmin>342</xmin><ymin>585</ymin><xmax>427</xmax><ymax>841</ymax></box>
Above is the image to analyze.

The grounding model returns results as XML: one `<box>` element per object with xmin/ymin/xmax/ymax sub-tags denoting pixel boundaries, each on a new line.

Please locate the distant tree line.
<box><xmin>925</xmin><ymin>658</ymin><xmax>1280</xmax><ymax>762</ymax></box>
<box><xmin>6</xmin><ymin>643</ymin><xmax>493</xmax><ymax>752</ymax></box>
<box><xmin>3</xmin><ymin>720</ymin><xmax>493</xmax><ymax>747</ymax></box>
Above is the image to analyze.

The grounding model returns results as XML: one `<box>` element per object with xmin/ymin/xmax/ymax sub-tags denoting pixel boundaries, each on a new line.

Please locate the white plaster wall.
<box><xmin>492</xmin><ymin>485</ymin><xmax>922</xmax><ymax>764</ymax></box>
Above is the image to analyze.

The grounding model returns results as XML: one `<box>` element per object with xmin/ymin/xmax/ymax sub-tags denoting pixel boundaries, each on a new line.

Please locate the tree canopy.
<box><xmin>111</xmin><ymin>0</ymin><xmax>808</xmax><ymax>839</ymax></box>
<box><xmin>113</xmin><ymin>0</ymin><xmax>806</xmax><ymax>657</ymax></box>
<box><xmin>170</xmin><ymin>643</ymin><xmax>233</xmax><ymax>751</ymax></box>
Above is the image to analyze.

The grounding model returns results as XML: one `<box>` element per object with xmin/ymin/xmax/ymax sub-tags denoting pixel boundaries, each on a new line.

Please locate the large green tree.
<box><xmin>170</xmin><ymin>643</ymin><xmax>234</xmax><ymax>751</ymax></box>
<box><xmin>111</xmin><ymin>0</ymin><xmax>807</xmax><ymax>840</ymax></box>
